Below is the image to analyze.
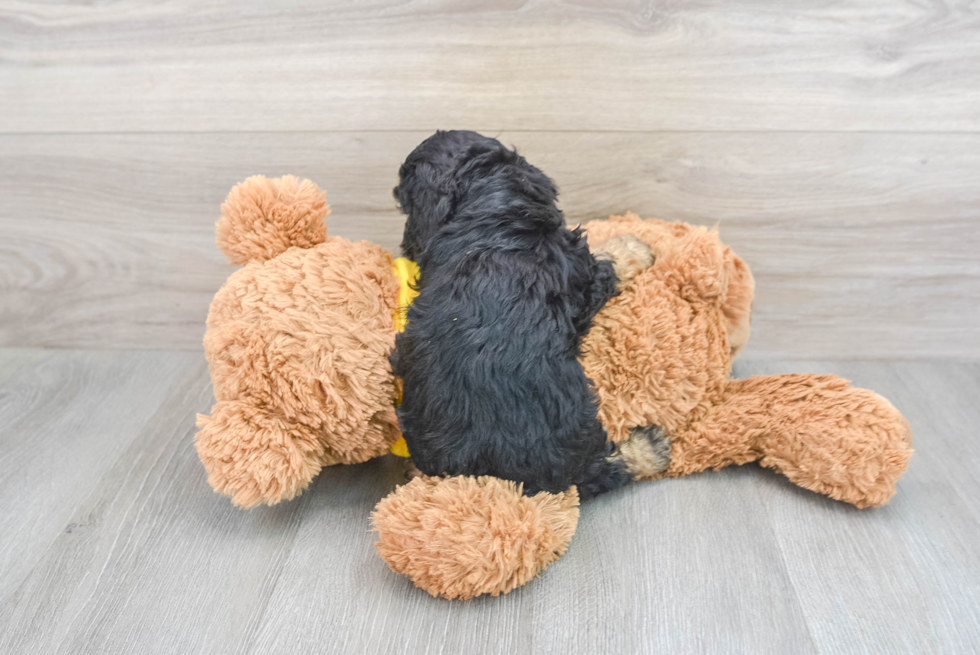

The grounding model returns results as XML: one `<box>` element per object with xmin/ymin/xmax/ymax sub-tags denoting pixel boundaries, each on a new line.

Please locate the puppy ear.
<box><xmin>451</xmin><ymin>148</ymin><xmax>500</xmax><ymax>186</ymax></box>
<box><xmin>432</xmin><ymin>194</ymin><xmax>455</xmax><ymax>225</ymax></box>
<box><xmin>518</xmin><ymin>167</ymin><xmax>564</xmax><ymax>231</ymax></box>
<box><xmin>392</xmin><ymin>182</ymin><xmax>410</xmax><ymax>215</ymax></box>
<box><xmin>517</xmin><ymin>165</ymin><xmax>559</xmax><ymax>206</ymax></box>
<box><xmin>426</xmin><ymin>167</ymin><xmax>463</xmax><ymax>226</ymax></box>
<box><xmin>398</xmin><ymin>172</ymin><xmax>460</xmax><ymax>261</ymax></box>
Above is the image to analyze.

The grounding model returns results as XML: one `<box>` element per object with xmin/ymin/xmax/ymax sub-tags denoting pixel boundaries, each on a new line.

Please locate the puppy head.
<box><xmin>393</xmin><ymin>130</ymin><xmax>559</xmax><ymax>260</ymax></box>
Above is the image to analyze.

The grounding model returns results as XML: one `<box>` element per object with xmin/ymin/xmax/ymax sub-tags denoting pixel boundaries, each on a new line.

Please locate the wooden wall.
<box><xmin>2</xmin><ymin>1</ymin><xmax>978</xmax><ymax>358</ymax></box>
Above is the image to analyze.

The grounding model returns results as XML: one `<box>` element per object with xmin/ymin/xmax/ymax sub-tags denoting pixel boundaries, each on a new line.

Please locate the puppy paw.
<box><xmin>402</xmin><ymin>458</ymin><xmax>426</xmax><ymax>483</ymax></box>
<box><xmin>594</xmin><ymin>235</ymin><xmax>655</xmax><ymax>290</ymax></box>
<box><xmin>618</xmin><ymin>425</ymin><xmax>671</xmax><ymax>480</ymax></box>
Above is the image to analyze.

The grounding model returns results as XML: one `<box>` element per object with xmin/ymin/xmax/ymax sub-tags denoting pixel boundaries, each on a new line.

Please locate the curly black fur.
<box><xmin>390</xmin><ymin>130</ymin><xmax>631</xmax><ymax>499</ymax></box>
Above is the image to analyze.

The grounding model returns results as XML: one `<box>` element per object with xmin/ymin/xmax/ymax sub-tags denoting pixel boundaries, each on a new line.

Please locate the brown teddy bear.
<box><xmin>195</xmin><ymin>175</ymin><xmax>403</xmax><ymax>508</ymax></box>
<box><xmin>196</xmin><ymin>175</ymin><xmax>913</xmax><ymax>599</ymax></box>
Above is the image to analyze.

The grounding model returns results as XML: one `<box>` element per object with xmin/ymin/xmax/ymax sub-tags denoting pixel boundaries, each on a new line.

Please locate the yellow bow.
<box><xmin>389</xmin><ymin>257</ymin><xmax>419</xmax><ymax>457</ymax></box>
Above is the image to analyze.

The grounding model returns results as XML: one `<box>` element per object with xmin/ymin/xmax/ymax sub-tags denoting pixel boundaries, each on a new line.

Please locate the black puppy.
<box><xmin>390</xmin><ymin>130</ymin><xmax>633</xmax><ymax>499</ymax></box>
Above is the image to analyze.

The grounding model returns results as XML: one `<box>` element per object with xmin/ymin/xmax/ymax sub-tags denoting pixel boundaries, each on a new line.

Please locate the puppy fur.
<box><xmin>390</xmin><ymin>130</ymin><xmax>631</xmax><ymax>499</ymax></box>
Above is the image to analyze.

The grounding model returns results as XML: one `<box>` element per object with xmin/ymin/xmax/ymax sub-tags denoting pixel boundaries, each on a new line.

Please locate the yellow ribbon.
<box><xmin>389</xmin><ymin>257</ymin><xmax>419</xmax><ymax>457</ymax></box>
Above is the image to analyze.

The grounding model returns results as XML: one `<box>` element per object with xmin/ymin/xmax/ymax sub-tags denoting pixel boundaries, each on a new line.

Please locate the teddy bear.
<box><xmin>195</xmin><ymin>175</ymin><xmax>403</xmax><ymax>508</ymax></box>
<box><xmin>195</xmin><ymin>175</ymin><xmax>913</xmax><ymax>599</ymax></box>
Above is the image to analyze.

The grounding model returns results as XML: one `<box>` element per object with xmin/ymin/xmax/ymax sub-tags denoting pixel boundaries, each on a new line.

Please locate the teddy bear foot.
<box><xmin>372</xmin><ymin>476</ymin><xmax>580</xmax><ymax>599</ymax></box>
<box><xmin>618</xmin><ymin>425</ymin><xmax>671</xmax><ymax>480</ymax></box>
<box><xmin>594</xmin><ymin>234</ymin><xmax>655</xmax><ymax>290</ymax></box>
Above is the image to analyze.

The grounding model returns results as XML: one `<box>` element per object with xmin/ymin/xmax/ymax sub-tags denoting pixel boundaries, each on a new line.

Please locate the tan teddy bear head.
<box><xmin>196</xmin><ymin>176</ymin><xmax>403</xmax><ymax>508</ymax></box>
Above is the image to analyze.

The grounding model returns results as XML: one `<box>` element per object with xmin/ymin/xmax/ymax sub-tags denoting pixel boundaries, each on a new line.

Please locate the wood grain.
<box><xmin>1</xmin><ymin>131</ymin><xmax>977</xmax><ymax>358</ymax></box>
<box><xmin>2</xmin><ymin>2</ymin><xmax>977</xmax><ymax>651</ymax></box>
<box><xmin>0</xmin><ymin>351</ymin><xmax>978</xmax><ymax>653</ymax></box>
<box><xmin>0</xmin><ymin>361</ymin><xmax>313</xmax><ymax>655</ymax></box>
<box><xmin>738</xmin><ymin>360</ymin><xmax>980</xmax><ymax>654</ymax></box>
<box><xmin>2</xmin><ymin>1</ymin><xmax>980</xmax><ymax>133</ymax></box>
<box><xmin>0</xmin><ymin>350</ymin><xmax>198</xmax><ymax>602</ymax></box>
<box><xmin>248</xmin><ymin>466</ymin><xmax>818</xmax><ymax>655</ymax></box>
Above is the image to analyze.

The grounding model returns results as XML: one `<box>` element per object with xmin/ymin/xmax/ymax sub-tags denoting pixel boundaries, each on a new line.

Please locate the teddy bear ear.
<box><xmin>216</xmin><ymin>175</ymin><xmax>329</xmax><ymax>265</ymax></box>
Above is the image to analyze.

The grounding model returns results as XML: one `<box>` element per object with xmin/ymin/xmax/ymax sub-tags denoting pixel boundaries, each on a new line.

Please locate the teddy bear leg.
<box><xmin>670</xmin><ymin>375</ymin><xmax>913</xmax><ymax>508</ymax></box>
<box><xmin>747</xmin><ymin>375</ymin><xmax>912</xmax><ymax>507</ymax></box>
<box><xmin>371</xmin><ymin>476</ymin><xmax>580</xmax><ymax>599</ymax></box>
<box><xmin>617</xmin><ymin>425</ymin><xmax>672</xmax><ymax>481</ymax></box>
<box><xmin>195</xmin><ymin>400</ymin><xmax>327</xmax><ymax>508</ymax></box>
<box><xmin>594</xmin><ymin>234</ymin><xmax>656</xmax><ymax>290</ymax></box>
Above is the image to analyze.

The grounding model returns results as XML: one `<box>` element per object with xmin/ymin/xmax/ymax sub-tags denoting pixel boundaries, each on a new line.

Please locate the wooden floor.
<box><xmin>0</xmin><ymin>351</ymin><xmax>976</xmax><ymax>654</ymax></box>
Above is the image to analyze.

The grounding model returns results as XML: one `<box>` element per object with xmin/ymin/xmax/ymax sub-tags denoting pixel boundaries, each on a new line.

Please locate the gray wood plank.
<box><xmin>0</xmin><ymin>350</ymin><xmax>198</xmax><ymax>604</ymax></box>
<box><xmin>0</xmin><ymin>348</ymin><xmax>52</xmax><ymax>387</ymax></box>
<box><xmin>234</xmin><ymin>442</ymin><xmax>817</xmax><ymax>655</ymax></box>
<box><xmin>0</xmin><ymin>352</ymin><xmax>978</xmax><ymax>654</ymax></box>
<box><xmin>735</xmin><ymin>360</ymin><xmax>980</xmax><ymax>654</ymax></box>
<box><xmin>522</xmin><ymin>471</ymin><xmax>817</xmax><ymax>655</ymax></box>
<box><xmin>2</xmin><ymin>1</ymin><xmax>979</xmax><ymax>132</ymax></box>
<box><xmin>0</xmin><ymin>354</ymin><xmax>313</xmax><ymax>655</ymax></box>
<box><xmin>2</xmin><ymin>132</ymin><xmax>977</xmax><ymax>358</ymax></box>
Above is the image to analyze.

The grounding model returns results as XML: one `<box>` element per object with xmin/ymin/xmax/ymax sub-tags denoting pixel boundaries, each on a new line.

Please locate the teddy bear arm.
<box><xmin>593</xmin><ymin>234</ymin><xmax>656</xmax><ymax>290</ymax></box>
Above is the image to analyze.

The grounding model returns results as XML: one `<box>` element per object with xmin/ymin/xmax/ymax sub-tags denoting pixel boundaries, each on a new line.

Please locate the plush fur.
<box><xmin>196</xmin><ymin>176</ymin><xmax>402</xmax><ymax>507</ymax></box>
<box><xmin>375</xmin><ymin>214</ymin><xmax>912</xmax><ymax>599</ymax></box>
<box><xmin>196</xmin><ymin>175</ymin><xmax>913</xmax><ymax>599</ymax></box>
<box><xmin>216</xmin><ymin>174</ymin><xmax>329</xmax><ymax>265</ymax></box>
<box><xmin>372</xmin><ymin>475</ymin><xmax>579</xmax><ymax>600</ymax></box>
<box><xmin>582</xmin><ymin>214</ymin><xmax>912</xmax><ymax>507</ymax></box>
<box><xmin>390</xmin><ymin>131</ymin><xmax>631</xmax><ymax>499</ymax></box>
